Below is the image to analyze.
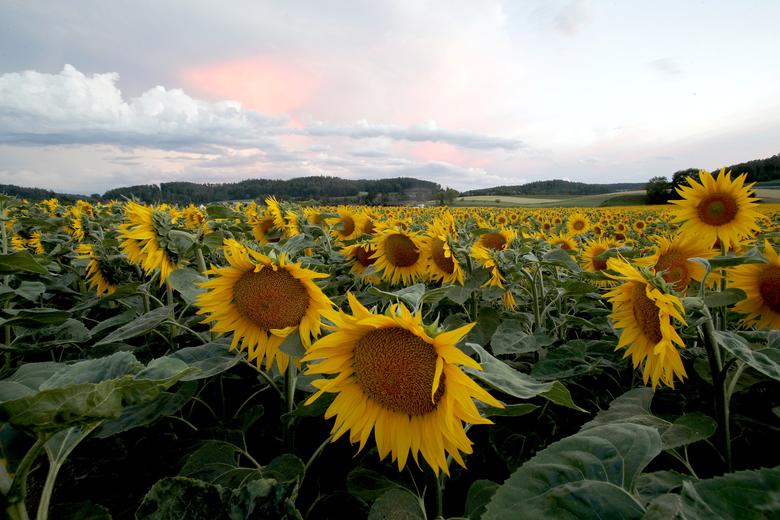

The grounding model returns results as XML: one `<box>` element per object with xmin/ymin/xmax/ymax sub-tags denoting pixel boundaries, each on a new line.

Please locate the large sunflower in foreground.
<box><xmin>118</xmin><ymin>202</ymin><xmax>180</xmax><ymax>284</ymax></box>
<box><xmin>671</xmin><ymin>168</ymin><xmax>760</xmax><ymax>249</ymax></box>
<box><xmin>636</xmin><ymin>234</ymin><xmax>715</xmax><ymax>294</ymax></box>
<box><xmin>303</xmin><ymin>293</ymin><xmax>503</xmax><ymax>475</ymax></box>
<box><xmin>371</xmin><ymin>230</ymin><xmax>427</xmax><ymax>285</ymax></box>
<box><xmin>196</xmin><ymin>239</ymin><xmax>333</xmax><ymax>371</ymax></box>
<box><xmin>604</xmin><ymin>258</ymin><xmax>688</xmax><ymax>389</ymax></box>
<box><xmin>730</xmin><ymin>240</ymin><xmax>780</xmax><ymax>330</ymax></box>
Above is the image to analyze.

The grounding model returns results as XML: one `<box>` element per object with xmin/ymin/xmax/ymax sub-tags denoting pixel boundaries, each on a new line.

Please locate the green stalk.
<box><xmin>195</xmin><ymin>246</ymin><xmax>208</xmax><ymax>275</ymax></box>
<box><xmin>283</xmin><ymin>362</ymin><xmax>298</xmax><ymax>449</ymax></box>
<box><xmin>5</xmin><ymin>435</ymin><xmax>48</xmax><ymax>520</ymax></box>
<box><xmin>1</xmin><ymin>201</ymin><xmax>11</xmax><ymax>350</ymax></box>
<box><xmin>699</xmin><ymin>308</ymin><xmax>732</xmax><ymax>472</ymax></box>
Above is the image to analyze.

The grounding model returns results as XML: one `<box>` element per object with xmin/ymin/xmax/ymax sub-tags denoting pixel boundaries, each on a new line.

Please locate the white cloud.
<box><xmin>0</xmin><ymin>65</ymin><xmax>521</xmax><ymax>152</ymax></box>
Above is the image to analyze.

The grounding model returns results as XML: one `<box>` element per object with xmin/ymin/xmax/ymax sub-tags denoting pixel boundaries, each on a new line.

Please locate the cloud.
<box><xmin>648</xmin><ymin>58</ymin><xmax>682</xmax><ymax>78</ymax></box>
<box><xmin>303</xmin><ymin>120</ymin><xmax>523</xmax><ymax>150</ymax></box>
<box><xmin>554</xmin><ymin>0</ymin><xmax>590</xmax><ymax>35</ymax></box>
<box><xmin>0</xmin><ymin>65</ymin><xmax>522</xmax><ymax>152</ymax></box>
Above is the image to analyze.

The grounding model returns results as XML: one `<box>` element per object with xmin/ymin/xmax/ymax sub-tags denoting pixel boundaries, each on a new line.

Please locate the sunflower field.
<box><xmin>1</xmin><ymin>169</ymin><xmax>779</xmax><ymax>520</ymax></box>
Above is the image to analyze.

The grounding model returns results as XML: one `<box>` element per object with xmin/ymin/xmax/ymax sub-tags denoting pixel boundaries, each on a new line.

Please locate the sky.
<box><xmin>1</xmin><ymin>0</ymin><xmax>779</xmax><ymax>195</ymax></box>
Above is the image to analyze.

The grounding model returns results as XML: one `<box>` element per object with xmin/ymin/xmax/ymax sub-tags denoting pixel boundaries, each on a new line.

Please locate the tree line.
<box><xmin>645</xmin><ymin>153</ymin><xmax>780</xmax><ymax>204</ymax></box>
<box><xmin>463</xmin><ymin>179</ymin><xmax>646</xmax><ymax>197</ymax></box>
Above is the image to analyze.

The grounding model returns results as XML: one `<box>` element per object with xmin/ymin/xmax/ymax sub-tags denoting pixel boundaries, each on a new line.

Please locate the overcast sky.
<box><xmin>1</xmin><ymin>0</ymin><xmax>779</xmax><ymax>194</ymax></box>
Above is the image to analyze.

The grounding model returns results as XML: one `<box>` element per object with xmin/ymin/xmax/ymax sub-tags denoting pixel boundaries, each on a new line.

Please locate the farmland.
<box><xmin>1</xmin><ymin>169</ymin><xmax>779</xmax><ymax>519</ymax></box>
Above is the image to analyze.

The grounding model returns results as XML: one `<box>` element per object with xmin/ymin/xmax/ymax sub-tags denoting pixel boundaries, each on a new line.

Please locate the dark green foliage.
<box><xmin>645</xmin><ymin>176</ymin><xmax>672</xmax><ymax>204</ymax></box>
<box><xmin>462</xmin><ymin>179</ymin><xmax>646</xmax><ymax>197</ymax></box>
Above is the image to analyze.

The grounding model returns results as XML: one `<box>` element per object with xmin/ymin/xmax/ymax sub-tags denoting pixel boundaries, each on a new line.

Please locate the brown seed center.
<box><xmin>353</xmin><ymin>245</ymin><xmax>377</xmax><ymax>267</ymax></box>
<box><xmin>384</xmin><ymin>234</ymin><xmax>420</xmax><ymax>267</ymax></box>
<box><xmin>353</xmin><ymin>327</ymin><xmax>444</xmax><ymax>416</ymax></box>
<box><xmin>573</xmin><ymin>220</ymin><xmax>585</xmax><ymax>231</ymax></box>
<box><xmin>590</xmin><ymin>247</ymin><xmax>608</xmax><ymax>271</ymax></box>
<box><xmin>431</xmin><ymin>238</ymin><xmax>455</xmax><ymax>274</ymax></box>
<box><xmin>655</xmin><ymin>252</ymin><xmax>691</xmax><ymax>293</ymax></box>
<box><xmin>232</xmin><ymin>268</ymin><xmax>310</xmax><ymax>330</ymax></box>
<box><xmin>480</xmin><ymin>232</ymin><xmax>507</xmax><ymax>251</ymax></box>
<box><xmin>697</xmin><ymin>194</ymin><xmax>738</xmax><ymax>226</ymax></box>
<box><xmin>759</xmin><ymin>265</ymin><xmax>780</xmax><ymax>313</ymax></box>
<box><xmin>631</xmin><ymin>283</ymin><xmax>663</xmax><ymax>344</ymax></box>
<box><xmin>337</xmin><ymin>216</ymin><xmax>356</xmax><ymax>237</ymax></box>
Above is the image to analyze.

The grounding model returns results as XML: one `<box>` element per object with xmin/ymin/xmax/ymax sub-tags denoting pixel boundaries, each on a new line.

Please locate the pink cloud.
<box><xmin>180</xmin><ymin>56</ymin><xmax>317</xmax><ymax>115</ymax></box>
<box><xmin>411</xmin><ymin>142</ymin><xmax>490</xmax><ymax>167</ymax></box>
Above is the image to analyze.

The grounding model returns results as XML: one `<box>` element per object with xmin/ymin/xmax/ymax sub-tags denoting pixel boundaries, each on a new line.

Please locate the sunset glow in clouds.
<box><xmin>1</xmin><ymin>0</ymin><xmax>780</xmax><ymax>194</ymax></box>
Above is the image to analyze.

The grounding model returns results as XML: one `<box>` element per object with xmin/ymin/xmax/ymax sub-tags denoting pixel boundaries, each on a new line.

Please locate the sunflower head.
<box><xmin>422</xmin><ymin>218</ymin><xmax>464</xmax><ymax>285</ymax></box>
<box><xmin>730</xmin><ymin>240</ymin><xmax>780</xmax><ymax>330</ymax></box>
<box><xmin>567</xmin><ymin>212</ymin><xmax>591</xmax><ymax>235</ymax></box>
<box><xmin>604</xmin><ymin>258</ymin><xmax>688</xmax><ymax>389</ymax></box>
<box><xmin>196</xmin><ymin>239</ymin><xmax>334</xmax><ymax>372</ymax></box>
<box><xmin>303</xmin><ymin>293</ymin><xmax>502</xmax><ymax>475</ymax></box>
<box><xmin>636</xmin><ymin>234</ymin><xmax>714</xmax><ymax>294</ymax></box>
<box><xmin>371</xmin><ymin>230</ymin><xmax>426</xmax><ymax>286</ymax></box>
<box><xmin>117</xmin><ymin>201</ymin><xmax>181</xmax><ymax>284</ymax></box>
<box><xmin>342</xmin><ymin>241</ymin><xmax>380</xmax><ymax>283</ymax></box>
<box><xmin>671</xmin><ymin>168</ymin><xmax>760</xmax><ymax>249</ymax></box>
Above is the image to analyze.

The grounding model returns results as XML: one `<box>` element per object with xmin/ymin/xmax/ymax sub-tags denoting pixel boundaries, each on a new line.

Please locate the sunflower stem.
<box><xmin>699</xmin><ymin>308</ymin><xmax>732</xmax><ymax>472</ymax></box>
<box><xmin>284</xmin><ymin>362</ymin><xmax>298</xmax><ymax>449</ymax></box>
<box><xmin>195</xmin><ymin>246</ymin><xmax>208</xmax><ymax>275</ymax></box>
<box><xmin>166</xmin><ymin>282</ymin><xmax>176</xmax><ymax>339</ymax></box>
<box><xmin>5</xmin><ymin>434</ymin><xmax>49</xmax><ymax>520</ymax></box>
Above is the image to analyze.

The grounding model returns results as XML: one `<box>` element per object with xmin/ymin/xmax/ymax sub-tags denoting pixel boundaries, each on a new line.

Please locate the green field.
<box><xmin>453</xmin><ymin>188</ymin><xmax>780</xmax><ymax>208</ymax></box>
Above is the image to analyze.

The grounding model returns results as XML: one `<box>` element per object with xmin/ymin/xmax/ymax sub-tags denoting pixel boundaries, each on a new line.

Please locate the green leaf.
<box><xmin>0</xmin><ymin>251</ymin><xmax>48</xmax><ymax>274</ymax></box>
<box><xmin>205</xmin><ymin>205</ymin><xmax>237</xmax><ymax>219</ymax></box>
<box><xmin>532</xmin><ymin>340</ymin><xmax>623</xmax><ymax>381</ymax></box>
<box><xmin>136</xmin><ymin>476</ymin><xmax>229</xmax><ymax>520</ymax></box>
<box><xmin>660</xmin><ymin>413</ymin><xmax>717</xmax><ymax>450</ymax></box>
<box><xmin>168</xmin><ymin>341</ymin><xmax>241</xmax><ymax>381</ymax></box>
<box><xmin>490</xmin><ymin>320</ymin><xmax>553</xmax><ymax>355</ymax></box>
<box><xmin>368</xmin><ymin>283</ymin><xmax>426</xmax><ymax>310</ymax></box>
<box><xmin>346</xmin><ymin>467</ymin><xmax>410</xmax><ymax>506</ymax></box>
<box><xmin>582</xmin><ymin>389</ymin><xmax>716</xmax><ymax>451</ymax></box>
<box><xmin>94</xmin><ymin>381</ymin><xmax>197</xmax><ymax>438</ymax></box>
<box><xmin>676</xmin><ymin>466</ymin><xmax>780</xmax><ymax>519</ymax></box>
<box><xmin>446</xmin><ymin>285</ymin><xmax>474</xmax><ymax>305</ymax></box>
<box><xmin>464</xmin><ymin>343</ymin><xmax>585</xmax><ymax>411</ymax></box>
<box><xmin>541</xmin><ymin>248</ymin><xmax>581</xmax><ymax>272</ymax></box>
<box><xmin>636</xmin><ymin>471</ymin><xmax>691</xmax><ymax>502</ymax></box>
<box><xmin>14</xmin><ymin>281</ymin><xmax>46</xmax><ymax>302</ymax></box>
<box><xmin>93</xmin><ymin>305</ymin><xmax>175</xmax><ymax>346</ymax></box>
<box><xmin>0</xmin><ymin>309</ymin><xmax>71</xmax><ymax>328</ymax></box>
<box><xmin>484</xmin><ymin>423</ymin><xmax>662</xmax><ymax>520</ymax></box>
<box><xmin>480</xmin><ymin>403</ymin><xmax>539</xmax><ymax>418</ymax></box>
<box><xmin>701</xmin><ymin>253</ymin><xmax>766</xmax><ymax>269</ymax></box>
<box><xmin>168</xmin><ymin>268</ymin><xmax>206</xmax><ymax>304</ymax></box>
<box><xmin>368</xmin><ymin>489</ymin><xmax>425</xmax><ymax>520</ymax></box>
<box><xmin>715</xmin><ymin>331</ymin><xmax>780</xmax><ymax>382</ymax></box>
<box><xmin>703</xmin><ymin>288</ymin><xmax>747</xmax><ymax>308</ymax></box>
<box><xmin>0</xmin><ymin>352</ymin><xmax>193</xmax><ymax>432</ymax></box>
<box><xmin>279</xmin><ymin>332</ymin><xmax>306</xmax><ymax>358</ymax></box>
<box><xmin>465</xmin><ymin>480</ymin><xmax>500</xmax><ymax>520</ymax></box>
<box><xmin>167</xmin><ymin>229</ymin><xmax>197</xmax><ymax>255</ymax></box>
<box><xmin>582</xmin><ymin>388</ymin><xmax>670</xmax><ymax>431</ymax></box>
<box><xmin>202</xmin><ymin>231</ymin><xmax>225</xmax><ymax>252</ymax></box>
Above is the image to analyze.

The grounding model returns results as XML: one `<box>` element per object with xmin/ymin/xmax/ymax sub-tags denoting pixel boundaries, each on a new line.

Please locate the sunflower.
<box><xmin>636</xmin><ymin>234</ymin><xmax>714</xmax><ymax>294</ymax></box>
<box><xmin>303</xmin><ymin>293</ymin><xmax>502</xmax><ymax>475</ymax></box>
<box><xmin>304</xmin><ymin>207</ymin><xmax>323</xmax><ymax>226</ymax></box>
<box><xmin>421</xmin><ymin>218</ymin><xmax>464</xmax><ymax>285</ymax></box>
<box><xmin>671</xmin><ymin>168</ymin><xmax>760</xmax><ymax>249</ymax></box>
<box><xmin>342</xmin><ymin>241</ymin><xmax>380</xmax><ymax>284</ymax></box>
<box><xmin>548</xmin><ymin>232</ymin><xmax>577</xmax><ymax>251</ymax></box>
<box><xmin>471</xmin><ymin>245</ymin><xmax>505</xmax><ymax>288</ymax></box>
<box><xmin>730</xmin><ymin>240</ymin><xmax>780</xmax><ymax>330</ymax></box>
<box><xmin>371</xmin><ymin>230</ymin><xmax>427</xmax><ymax>285</ymax></box>
<box><xmin>117</xmin><ymin>201</ymin><xmax>180</xmax><ymax>285</ymax></box>
<box><xmin>604</xmin><ymin>258</ymin><xmax>687</xmax><ymax>389</ymax></box>
<box><xmin>567</xmin><ymin>212</ymin><xmax>591</xmax><ymax>235</ymax></box>
<box><xmin>473</xmin><ymin>228</ymin><xmax>517</xmax><ymax>253</ymax></box>
<box><xmin>76</xmin><ymin>243</ymin><xmax>118</xmax><ymax>296</ymax></box>
<box><xmin>182</xmin><ymin>205</ymin><xmax>207</xmax><ymax>231</ymax></box>
<box><xmin>581</xmin><ymin>239</ymin><xmax>618</xmax><ymax>274</ymax></box>
<box><xmin>327</xmin><ymin>206</ymin><xmax>361</xmax><ymax>242</ymax></box>
<box><xmin>196</xmin><ymin>239</ymin><xmax>334</xmax><ymax>372</ymax></box>
<box><xmin>633</xmin><ymin>219</ymin><xmax>647</xmax><ymax>235</ymax></box>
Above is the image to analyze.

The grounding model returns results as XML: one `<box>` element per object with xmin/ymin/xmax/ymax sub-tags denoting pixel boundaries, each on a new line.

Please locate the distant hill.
<box><xmin>102</xmin><ymin>176</ymin><xmax>442</xmax><ymax>204</ymax></box>
<box><xmin>462</xmin><ymin>179</ymin><xmax>646</xmax><ymax>197</ymax></box>
<box><xmin>0</xmin><ymin>184</ymin><xmax>85</xmax><ymax>202</ymax></box>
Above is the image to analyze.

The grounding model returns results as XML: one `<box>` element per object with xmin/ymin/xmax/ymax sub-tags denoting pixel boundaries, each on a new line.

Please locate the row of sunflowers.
<box><xmin>1</xmin><ymin>169</ymin><xmax>778</xmax><ymax>519</ymax></box>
